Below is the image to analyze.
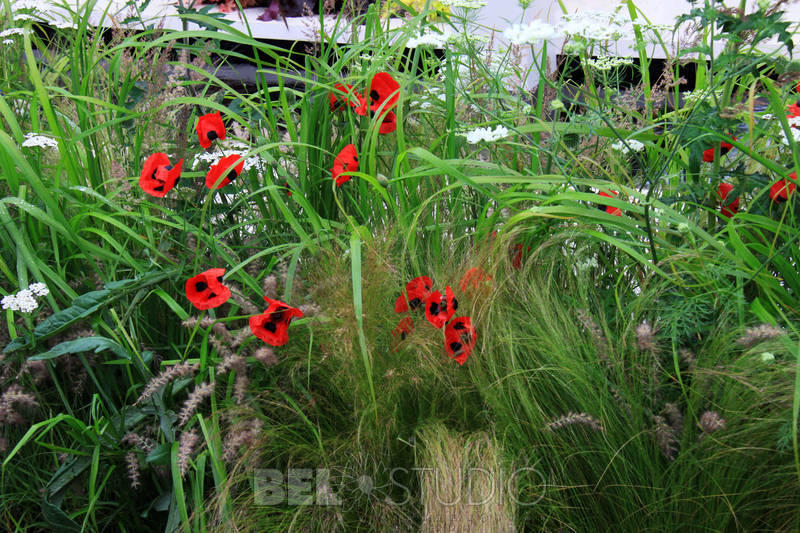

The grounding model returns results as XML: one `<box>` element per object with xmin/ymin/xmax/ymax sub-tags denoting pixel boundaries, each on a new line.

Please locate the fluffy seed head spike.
<box><xmin>544</xmin><ymin>412</ymin><xmax>605</xmax><ymax>433</ymax></box>
<box><xmin>177</xmin><ymin>382</ymin><xmax>215</xmax><ymax>426</ymax></box>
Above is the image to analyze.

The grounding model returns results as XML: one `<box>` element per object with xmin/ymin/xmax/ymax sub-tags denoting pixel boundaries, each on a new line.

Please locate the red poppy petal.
<box><xmin>332</xmin><ymin>144</ymin><xmax>358</xmax><ymax>187</ymax></box>
<box><xmin>391</xmin><ymin>316</ymin><xmax>414</xmax><ymax>350</ymax></box>
<box><xmin>186</xmin><ymin>268</ymin><xmax>231</xmax><ymax>310</ymax></box>
<box><xmin>197</xmin><ymin>112</ymin><xmax>226</xmax><ymax>149</ymax></box>
<box><xmin>139</xmin><ymin>153</ymin><xmax>182</xmax><ymax>197</ymax></box>
<box><xmin>424</xmin><ymin>286</ymin><xmax>457</xmax><ymax>329</ymax></box>
<box><xmin>369</xmin><ymin>72</ymin><xmax>400</xmax><ymax>111</ymax></box>
<box><xmin>250</xmin><ymin>313</ymin><xmax>290</xmax><ymax>346</ymax></box>
<box><xmin>206</xmin><ymin>154</ymin><xmax>245</xmax><ymax>189</ymax></box>
<box><xmin>378</xmin><ymin>111</ymin><xmax>397</xmax><ymax>134</ymax></box>
<box><xmin>444</xmin><ymin>316</ymin><xmax>476</xmax><ymax>365</ymax></box>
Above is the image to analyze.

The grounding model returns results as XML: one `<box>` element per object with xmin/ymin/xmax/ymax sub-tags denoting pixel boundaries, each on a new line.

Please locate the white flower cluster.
<box><xmin>407</xmin><ymin>29</ymin><xmax>454</xmax><ymax>49</ymax></box>
<box><xmin>503</xmin><ymin>20</ymin><xmax>559</xmax><ymax>45</ymax></box>
<box><xmin>21</xmin><ymin>133</ymin><xmax>59</xmax><ymax>149</ymax></box>
<box><xmin>576</xmin><ymin>256</ymin><xmax>599</xmax><ymax>271</ymax></box>
<box><xmin>586</xmin><ymin>55</ymin><xmax>634</xmax><ymax>71</ymax></box>
<box><xmin>193</xmin><ymin>141</ymin><xmax>268</xmax><ymax>175</ymax></box>
<box><xmin>0</xmin><ymin>27</ymin><xmax>27</xmax><ymax>38</ymax></box>
<box><xmin>681</xmin><ymin>88</ymin><xmax>723</xmax><ymax>106</ymax></box>
<box><xmin>558</xmin><ymin>10</ymin><xmax>629</xmax><ymax>41</ymax></box>
<box><xmin>780</xmin><ymin>116</ymin><xmax>800</xmax><ymax>146</ymax></box>
<box><xmin>460</xmin><ymin>125</ymin><xmax>510</xmax><ymax>144</ymax></box>
<box><xmin>1</xmin><ymin>283</ymin><xmax>49</xmax><ymax>313</ymax></box>
<box><xmin>13</xmin><ymin>0</ymin><xmax>44</xmax><ymax>10</ymax></box>
<box><xmin>439</xmin><ymin>0</ymin><xmax>487</xmax><ymax>8</ymax></box>
<box><xmin>611</xmin><ymin>139</ymin><xmax>645</xmax><ymax>154</ymax></box>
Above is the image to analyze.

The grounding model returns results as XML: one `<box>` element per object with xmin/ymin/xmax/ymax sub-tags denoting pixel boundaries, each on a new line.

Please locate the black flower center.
<box><xmin>217</xmin><ymin>276</ymin><xmax>223</xmax><ymax>283</ymax></box>
<box><xmin>264</xmin><ymin>322</ymin><xmax>277</xmax><ymax>333</ymax></box>
<box><xmin>408</xmin><ymin>297</ymin><xmax>421</xmax><ymax>309</ymax></box>
<box><xmin>370</xmin><ymin>89</ymin><xmax>380</xmax><ymax>103</ymax></box>
<box><xmin>452</xmin><ymin>322</ymin><xmax>466</xmax><ymax>330</ymax></box>
<box><xmin>207</xmin><ymin>130</ymin><xmax>218</xmax><ymax>141</ymax></box>
<box><xmin>451</xmin><ymin>298</ymin><xmax>458</xmax><ymax>310</ymax></box>
<box><xmin>195</xmin><ymin>281</ymin><xmax>208</xmax><ymax>292</ymax></box>
<box><xmin>449</xmin><ymin>341</ymin><xmax>463</xmax><ymax>352</ymax></box>
<box><xmin>429</xmin><ymin>301</ymin><xmax>440</xmax><ymax>315</ymax></box>
<box><xmin>400</xmin><ymin>331</ymin><xmax>407</xmax><ymax>340</ymax></box>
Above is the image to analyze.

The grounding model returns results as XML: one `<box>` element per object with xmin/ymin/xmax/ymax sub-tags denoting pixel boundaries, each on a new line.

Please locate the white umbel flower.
<box><xmin>1</xmin><ymin>283</ymin><xmax>49</xmax><ymax>313</ymax></box>
<box><xmin>22</xmin><ymin>133</ymin><xmax>59</xmax><ymax>148</ymax></box>
<box><xmin>460</xmin><ymin>125</ymin><xmax>510</xmax><ymax>144</ymax></box>
<box><xmin>439</xmin><ymin>0</ymin><xmax>487</xmax><ymax>7</ymax></box>
<box><xmin>407</xmin><ymin>30</ymin><xmax>453</xmax><ymax>49</ymax></box>
<box><xmin>503</xmin><ymin>20</ymin><xmax>559</xmax><ymax>45</ymax></box>
<box><xmin>611</xmin><ymin>139</ymin><xmax>645</xmax><ymax>154</ymax></box>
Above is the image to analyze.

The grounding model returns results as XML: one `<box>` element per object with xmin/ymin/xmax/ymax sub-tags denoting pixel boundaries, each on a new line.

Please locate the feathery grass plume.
<box><xmin>576</xmin><ymin>308</ymin><xmax>609</xmax><ymax>361</ymax></box>
<box><xmin>698</xmin><ymin>410</ymin><xmax>726</xmax><ymax>437</ymax></box>
<box><xmin>636</xmin><ymin>322</ymin><xmax>658</xmax><ymax>352</ymax></box>
<box><xmin>663</xmin><ymin>403</ymin><xmax>684</xmax><ymax>434</ymax></box>
<box><xmin>228</xmin><ymin>284</ymin><xmax>259</xmax><ymax>315</ymax></box>
<box><xmin>215</xmin><ymin>352</ymin><xmax>245</xmax><ymax>375</ymax></box>
<box><xmin>652</xmin><ymin>415</ymin><xmax>678</xmax><ymax>460</ymax></box>
<box><xmin>126</xmin><ymin>452</ymin><xmax>141</xmax><ymax>489</ymax></box>
<box><xmin>186</xmin><ymin>316</ymin><xmax>234</xmax><ymax>344</ymax></box>
<box><xmin>222</xmin><ymin>418</ymin><xmax>263</xmax><ymax>463</ymax></box>
<box><xmin>230</xmin><ymin>327</ymin><xmax>251</xmax><ymax>349</ymax></box>
<box><xmin>122</xmin><ymin>432</ymin><xmax>155</xmax><ymax>454</ymax></box>
<box><xmin>178</xmin><ymin>429</ymin><xmax>200</xmax><ymax>478</ymax></box>
<box><xmin>679</xmin><ymin>348</ymin><xmax>697</xmax><ymax>371</ymax></box>
<box><xmin>233</xmin><ymin>373</ymin><xmax>249</xmax><ymax>404</ymax></box>
<box><xmin>736</xmin><ymin>324</ymin><xmax>785</xmax><ymax>348</ymax></box>
<box><xmin>545</xmin><ymin>412</ymin><xmax>605</xmax><ymax>433</ymax></box>
<box><xmin>253</xmin><ymin>346</ymin><xmax>277</xmax><ymax>366</ymax></box>
<box><xmin>20</xmin><ymin>359</ymin><xmax>49</xmax><ymax>384</ymax></box>
<box><xmin>262</xmin><ymin>274</ymin><xmax>278</xmax><ymax>300</ymax></box>
<box><xmin>209</xmin><ymin>336</ymin><xmax>236</xmax><ymax>361</ymax></box>
<box><xmin>0</xmin><ymin>384</ymin><xmax>39</xmax><ymax>425</ymax></box>
<box><xmin>178</xmin><ymin>382</ymin><xmax>215</xmax><ymax>426</ymax></box>
<box><xmin>135</xmin><ymin>362</ymin><xmax>199</xmax><ymax>406</ymax></box>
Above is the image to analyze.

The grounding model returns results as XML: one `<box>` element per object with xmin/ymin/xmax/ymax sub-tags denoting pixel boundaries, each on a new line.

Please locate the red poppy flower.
<box><xmin>196</xmin><ymin>112</ymin><xmax>226</xmax><ymax>149</ymax></box>
<box><xmin>367</xmin><ymin>72</ymin><xmax>400</xmax><ymax>112</ymax></box>
<box><xmin>425</xmin><ymin>286</ymin><xmax>458</xmax><ymax>329</ymax></box>
<box><xmin>598</xmin><ymin>190</ymin><xmax>622</xmax><ymax>216</ymax></box>
<box><xmin>395</xmin><ymin>276</ymin><xmax>434</xmax><ymax>313</ymax></box>
<box><xmin>702</xmin><ymin>138</ymin><xmax>735</xmax><ymax>162</ymax></box>
<box><xmin>205</xmin><ymin>154</ymin><xmax>245</xmax><ymax>189</ymax></box>
<box><xmin>444</xmin><ymin>316</ymin><xmax>476</xmax><ymax>365</ymax></box>
<box><xmin>459</xmin><ymin>267</ymin><xmax>492</xmax><ymax>296</ymax></box>
<box><xmin>391</xmin><ymin>316</ymin><xmax>414</xmax><ymax>350</ymax></box>
<box><xmin>788</xmin><ymin>101</ymin><xmax>800</xmax><ymax>118</ymax></box>
<box><xmin>139</xmin><ymin>153</ymin><xmax>183</xmax><ymax>197</ymax></box>
<box><xmin>330</xmin><ymin>83</ymin><xmax>357</xmax><ymax>111</ymax></box>
<box><xmin>770</xmin><ymin>172</ymin><xmax>797</xmax><ymax>203</ymax></box>
<box><xmin>185</xmin><ymin>268</ymin><xmax>231</xmax><ymax>310</ymax></box>
<box><xmin>249</xmin><ymin>297</ymin><xmax>304</xmax><ymax>346</ymax></box>
<box><xmin>332</xmin><ymin>144</ymin><xmax>358</xmax><ymax>187</ymax></box>
<box><xmin>716</xmin><ymin>182</ymin><xmax>739</xmax><ymax>218</ymax></box>
<box><xmin>378</xmin><ymin>111</ymin><xmax>397</xmax><ymax>134</ymax></box>
<box><xmin>511</xmin><ymin>243</ymin><xmax>531</xmax><ymax>270</ymax></box>
<box><xmin>284</xmin><ymin>181</ymin><xmax>292</xmax><ymax>197</ymax></box>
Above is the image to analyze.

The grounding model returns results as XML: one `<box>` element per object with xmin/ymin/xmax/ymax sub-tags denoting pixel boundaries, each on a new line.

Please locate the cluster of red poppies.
<box><xmin>392</xmin><ymin>273</ymin><xmax>483</xmax><ymax>365</ymax></box>
<box><xmin>185</xmin><ymin>268</ymin><xmax>304</xmax><ymax>347</ymax></box>
<box><xmin>138</xmin><ymin>112</ymin><xmax>247</xmax><ymax>196</ymax></box>
<box><xmin>329</xmin><ymin>72</ymin><xmax>400</xmax><ymax>187</ymax></box>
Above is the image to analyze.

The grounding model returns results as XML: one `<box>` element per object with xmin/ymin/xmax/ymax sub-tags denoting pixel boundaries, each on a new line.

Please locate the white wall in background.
<box><xmin>471</xmin><ymin>0</ymin><xmax>799</xmax><ymax>88</ymax></box>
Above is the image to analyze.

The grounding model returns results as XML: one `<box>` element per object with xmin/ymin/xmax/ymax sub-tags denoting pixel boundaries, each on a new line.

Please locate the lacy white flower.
<box><xmin>460</xmin><ymin>125</ymin><xmax>510</xmax><ymax>144</ymax></box>
<box><xmin>22</xmin><ymin>133</ymin><xmax>59</xmax><ymax>148</ymax></box>
<box><xmin>439</xmin><ymin>0</ymin><xmax>487</xmax><ymax>7</ymax></box>
<box><xmin>587</xmin><ymin>55</ymin><xmax>634</xmax><ymax>71</ymax></box>
<box><xmin>28</xmin><ymin>282</ymin><xmax>49</xmax><ymax>297</ymax></box>
<box><xmin>12</xmin><ymin>0</ymin><xmax>44</xmax><ymax>10</ymax></box>
<box><xmin>2</xmin><ymin>39</ymin><xmax>13</xmax><ymax>45</ymax></box>
<box><xmin>407</xmin><ymin>29</ymin><xmax>453</xmax><ymax>48</ymax></box>
<box><xmin>780</xmin><ymin>116</ymin><xmax>800</xmax><ymax>146</ymax></box>
<box><xmin>611</xmin><ymin>139</ymin><xmax>644</xmax><ymax>154</ymax></box>
<box><xmin>0</xmin><ymin>27</ymin><xmax>27</xmax><ymax>38</ymax></box>
<box><xmin>193</xmin><ymin>142</ymin><xmax>268</xmax><ymax>175</ymax></box>
<box><xmin>13</xmin><ymin>13</ymin><xmax>39</xmax><ymax>21</ymax></box>
<box><xmin>2</xmin><ymin>288</ymin><xmax>38</xmax><ymax>313</ymax></box>
<box><xmin>503</xmin><ymin>20</ymin><xmax>559</xmax><ymax>45</ymax></box>
<box><xmin>557</xmin><ymin>11</ymin><xmax>629</xmax><ymax>41</ymax></box>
